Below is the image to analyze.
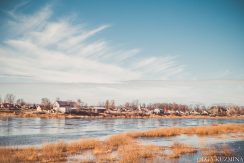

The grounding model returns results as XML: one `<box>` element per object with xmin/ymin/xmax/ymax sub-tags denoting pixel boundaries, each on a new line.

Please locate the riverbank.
<box><xmin>0</xmin><ymin>124</ymin><xmax>243</xmax><ymax>163</ymax></box>
<box><xmin>1</xmin><ymin>110</ymin><xmax>244</xmax><ymax>120</ymax></box>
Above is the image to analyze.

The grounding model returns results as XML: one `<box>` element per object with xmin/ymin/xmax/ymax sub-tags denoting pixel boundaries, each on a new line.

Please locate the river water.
<box><xmin>0</xmin><ymin>117</ymin><xmax>243</xmax><ymax>146</ymax></box>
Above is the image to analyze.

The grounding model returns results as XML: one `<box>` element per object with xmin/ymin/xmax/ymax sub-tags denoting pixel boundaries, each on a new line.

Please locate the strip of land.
<box><xmin>1</xmin><ymin>98</ymin><xmax>244</xmax><ymax>119</ymax></box>
<box><xmin>1</xmin><ymin>110</ymin><xmax>244</xmax><ymax>120</ymax></box>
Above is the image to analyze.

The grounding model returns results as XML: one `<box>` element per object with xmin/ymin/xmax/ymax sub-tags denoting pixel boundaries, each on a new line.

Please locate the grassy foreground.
<box><xmin>0</xmin><ymin>124</ymin><xmax>243</xmax><ymax>163</ymax></box>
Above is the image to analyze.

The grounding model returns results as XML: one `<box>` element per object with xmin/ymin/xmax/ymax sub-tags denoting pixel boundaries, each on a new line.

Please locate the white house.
<box><xmin>53</xmin><ymin>101</ymin><xmax>76</xmax><ymax>113</ymax></box>
<box><xmin>153</xmin><ymin>108</ymin><xmax>164</xmax><ymax>115</ymax></box>
<box><xmin>190</xmin><ymin>110</ymin><xmax>201</xmax><ymax>115</ymax></box>
<box><xmin>36</xmin><ymin>105</ymin><xmax>44</xmax><ymax>112</ymax></box>
<box><xmin>201</xmin><ymin>110</ymin><xmax>209</xmax><ymax>115</ymax></box>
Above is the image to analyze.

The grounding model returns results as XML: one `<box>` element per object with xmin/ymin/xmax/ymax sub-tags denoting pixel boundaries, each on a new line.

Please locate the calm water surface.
<box><xmin>0</xmin><ymin>117</ymin><xmax>243</xmax><ymax>146</ymax></box>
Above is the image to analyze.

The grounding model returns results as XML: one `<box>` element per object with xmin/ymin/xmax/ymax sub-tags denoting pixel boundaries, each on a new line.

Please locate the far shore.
<box><xmin>1</xmin><ymin>110</ymin><xmax>244</xmax><ymax>120</ymax></box>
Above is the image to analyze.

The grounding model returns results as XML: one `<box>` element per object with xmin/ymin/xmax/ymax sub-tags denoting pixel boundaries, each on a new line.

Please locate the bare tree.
<box><xmin>105</xmin><ymin>100</ymin><xmax>116</xmax><ymax>110</ymax></box>
<box><xmin>110</xmin><ymin>100</ymin><xmax>116</xmax><ymax>110</ymax></box>
<box><xmin>0</xmin><ymin>96</ymin><xmax>2</xmax><ymax>103</ymax></box>
<box><xmin>16</xmin><ymin>98</ymin><xmax>25</xmax><ymax>106</ymax></box>
<box><xmin>105</xmin><ymin>100</ymin><xmax>110</xmax><ymax>110</ymax></box>
<box><xmin>75</xmin><ymin>99</ymin><xmax>84</xmax><ymax>109</ymax></box>
<box><xmin>41</xmin><ymin>98</ymin><xmax>51</xmax><ymax>109</ymax></box>
<box><xmin>4</xmin><ymin>94</ymin><xmax>15</xmax><ymax>104</ymax></box>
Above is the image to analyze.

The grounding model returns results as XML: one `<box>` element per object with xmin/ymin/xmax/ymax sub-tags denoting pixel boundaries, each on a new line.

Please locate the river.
<box><xmin>0</xmin><ymin>117</ymin><xmax>243</xmax><ymax>146</ymax></box>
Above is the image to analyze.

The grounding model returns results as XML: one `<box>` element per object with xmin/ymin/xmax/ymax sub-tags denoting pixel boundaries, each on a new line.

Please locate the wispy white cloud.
<box><xmin>6</xmin><ymin>6</ymin><xmax>52</xmax><ymax>37</ymax></box>
<box><xmin>0</xmin><ymin>5</ymin><xmax>187</xmax><ymax>83</ymax></box>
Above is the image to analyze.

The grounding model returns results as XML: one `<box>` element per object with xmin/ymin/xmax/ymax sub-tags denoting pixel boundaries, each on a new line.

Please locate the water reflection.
<box><xmin>0</xmin><ymin>118</ymin><xmax>243</xmax><ymax>146</ymax></box>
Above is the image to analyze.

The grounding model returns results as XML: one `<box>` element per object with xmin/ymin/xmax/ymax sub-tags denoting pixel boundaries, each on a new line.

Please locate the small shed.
<box><xmin>91</xmin><ymin>106</ymin><xmax>106</xmax><ymax>113</ymax></box>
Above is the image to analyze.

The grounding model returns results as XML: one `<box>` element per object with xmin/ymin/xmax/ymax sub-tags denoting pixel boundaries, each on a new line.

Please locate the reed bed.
<box><xmin>95</xmin><ymin>153</ymin><xmax>118</xmax><ymax>163</ymax></box>
<box><xmin>127</xmin><ymin>124</ymin><xmax>244</xmax><ymax>138</ymax></box>
<box><xmin>0</xmin><ymin>124</ymin><xmax>242</xmax><ymax>163</ymax></box>
<box><xmin>93</xmin><ymin>143</ymin><xmax>112</xmax><ymax>155</ymax></box>
<box><xmin>118</xmin><ymin>143</ymin><xmax>162</xmax><ymax>163</ymax></box>
<box><xmin>41</xmin><ymin>141</ymin><xmax>67</xmax><ymax>162</ymax></box>
<box><xmin>67</xmin><ymin>138</ymin><xmax>101</xmax><ymax>154</ymax></box>
<box><xmin>0</xmin><ymin>147</ymin><xmax>40</xmax><ymax>163</ymax></box>
<box><xmin>106</xmin><ymin>134</ymin><xmax>135</xmax><ymax>148</ymax></box>
<box><xmin>168</xmin><ymin>142</ymin><xmax>197</xmax><ymax>158</ymax></box>
<box><xmin>198</xmin><ymin>144</ymin><xmax>234</xmax><ymax>163</ymax></box>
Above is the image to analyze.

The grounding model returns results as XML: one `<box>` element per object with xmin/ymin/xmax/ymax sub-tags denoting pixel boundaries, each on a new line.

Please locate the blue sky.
<box><xmin>0</xmin><ymin>0</ymin><xmax>244</xmax><ymax>104</ymax></box>
<box><xmin>0</xmin><ymin>0</ymin><xmax>244</xmax><ymax>82</ymax></box>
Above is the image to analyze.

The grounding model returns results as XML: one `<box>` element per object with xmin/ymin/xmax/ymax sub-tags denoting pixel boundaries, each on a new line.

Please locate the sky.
<box><xmin>0</xmin><ymin>0</ymin><xmax>243</xmax><ymax>105</ymax></box>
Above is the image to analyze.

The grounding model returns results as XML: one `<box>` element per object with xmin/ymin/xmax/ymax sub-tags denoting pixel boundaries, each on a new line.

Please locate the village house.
<box><xmin>190</xmin><ymin>110</ymin><xmax>201</xmax><ymax>115</ymax></box>
<box><xmin>36</xmin><ymin>105</ymin><xmax>53</xmax><ymax>113</ymax></box>
<box><xmin>0</xmin><ymin>103</ymin><xmax>14</xmax><ymax>109</ymax></box>
<box><xmin>53</xmin><ymin>101</ymin><xmax>76</xmax><ymax>113</ymax></box>
<box><xmin>153</xmin><ymin>108</ymin><xmax>163</xmax><ymax>115</ymax></box>
<box><xmin>226</xmin><ymin>107</ymin><xmax>238</xmax><ymax>116</ymax></box>
<box><xmin>201</xmin><ymin>110</ymin><xmax>209</xmax><ymax>115</ymax></box>
<box><xmin>167</xmin><ymin>110</ymin><xmax>177</xmax><ymax>115</ymax></box>
<box><xmin>208</xmin><ymin>106</ymin><xmax>227</xmax><ymax>116</ymax></box>
<box><xmin>175</xmin><ymin>110</ymin><xmax>186</xmax><ymax>116</ymax></box>
<box><xmin>36</xmin><ymin>105</ymin><xmax>44</xmax><ymax>112</ymax></box>
<box><xmin>90</xmin><ymin>106</ymin><xmax>106</xmax><ymax>113</ymax></box>
<box><xmin>22</xmin><ymin>104</ymin><xmax>37</xmax><ymax>110</ymax></box>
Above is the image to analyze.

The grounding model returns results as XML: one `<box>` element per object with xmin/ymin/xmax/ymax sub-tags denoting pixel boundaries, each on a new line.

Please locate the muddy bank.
<box><xmin>1</xmin><ymin>110</ymin><xmax>244</xmax><ymax>120</ymax></box>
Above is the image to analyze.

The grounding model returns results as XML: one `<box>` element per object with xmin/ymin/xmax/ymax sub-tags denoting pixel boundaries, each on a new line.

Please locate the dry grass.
<box><xmin>221</xmin><ymin>144</ymin><xmax>233</xmax><ymax>156</ymax></box>
<box><xmin>0</xmin><ymin>124</ymin><xmax>240</xmax><ymax>163</ymax></box>
<box><xmin>96</xmin><ymin>153</ymin><xmax>118</xmax><ymax>163</ymax></box>
<box><xmin>168</xmin><ymin>142</ymin><xmax>197</xmax><ymax>158</ymax></box>
<box><xmin>118</xmin><ymin>143</ymin><xmax>162</xmax><ymax>163</ymax></box>
<box><xmin>80</xmin><ymin>160</ymin><xmax>96</xmax><ymax>163</ymax></box>
<box><xmin>198</xmin><ymin>147</ymin><xmax>218</xmax><ymax>163</ymax></box>
<box><xmin>67</xmin><ymin>138</ymin><xmax>101</xmax><ymax>154</ymax></box>
<box><xmin>106</xmin><ymin>134</ymin><xmax>135</xmax><ymax>148</ymax></box>
<box><xmin>41</xmin><ymin>141</ymin><xmax>67</xmax><ymax>162</ymax></box>
<box><xmin>0</xmin><ymin>148</ymin><xmax>17</xmax><ymax>163</ymax></box>
<box><xmin>0</xmin><ymin>148</ymin><xmax>19</xmax><ymax>163</ymax></box>
<box><xmin>16</xmin><ymin>147</ymin><xmax>39</xmax><ymax>161</ymax></box>
<box><xmin>127</xmin><ymin>124</ymin><xmax>244</xmax><ymax>138</ymax></box>
<box><xmin>0</xmin><ymin>147</ymin><xmax>41</xmax><ymax>163</ymax></box>
<box><xmin>93</xmin><ymin>143</ymin><xmax>113</xmax><ymax>155</ymax></box>
<box><xmin>198</xmin><ymin>144</ymin><xmax>234</xmax><ymax>163</ymax></box>
<box><xmin>127</xmin><ymin>128</ymin><xmax>181</xmax><ymax>137</ymax></box>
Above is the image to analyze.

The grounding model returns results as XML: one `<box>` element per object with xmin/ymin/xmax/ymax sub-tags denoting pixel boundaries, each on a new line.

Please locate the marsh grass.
<box><xmin>95</xmin><ymin>153</ymin><xmax>118</xmax><ymax>163</ymax></box>
<box><xmin>93</xmin><ymin>143</ymin><xmax>113</xmax><ymax>155</ymax></box>
<box><xmin>0</xmin><ymin>147</ymin><xmax>41</xmax><ymax>163</ymax></box>
<box><xmin>118</xmin><ymin>143</ymin><xmax>162</xmax><ymax>163</ymax></box>
<box><xmin>127</xmin><ymin>124</ymin><xmax>244</xmax><ymax>138</ymax></box>
<box><xmin>41</xmin><ymin>141</ymin><xmax>67</xmax><ymax>162</ymax></box>
<box><xmin>0</xmin><ymin>124</ymin><xmax>241</xmax><ymax>163</ymax></box>
<box><xmin>67</xmin><ymin>138</ymin><xmax>101</xmax><ymax>154</ymax></box>
<box><xmin>221</xmin><ymin>144</ymin><xmax>233</xmax><ymax>157</ymax></box>
<box><xmin>198</xmin><ymin>144</ymin><xmax>234</xmax><ymax>163</ymax></box>
<box><xmin>106</xmin><ymin>134</ymin><xmax>135</xmax><ymax>148</ymax></box>
<box><xmin>0</xmin><ymin>148</ymin><xmax>19</xmax><ymax>163</ymax></box>
<box><xmin>168</xmin><ymin>142</ymin><xmax>197</xmax><ymax>158</ymax></box>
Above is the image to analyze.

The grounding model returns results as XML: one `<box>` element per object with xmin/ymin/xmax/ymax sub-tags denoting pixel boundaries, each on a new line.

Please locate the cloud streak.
<box><xmin>0</xmin><ymin>5</ymin><xmax>186</xmax><ymax>83</ymax></box>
